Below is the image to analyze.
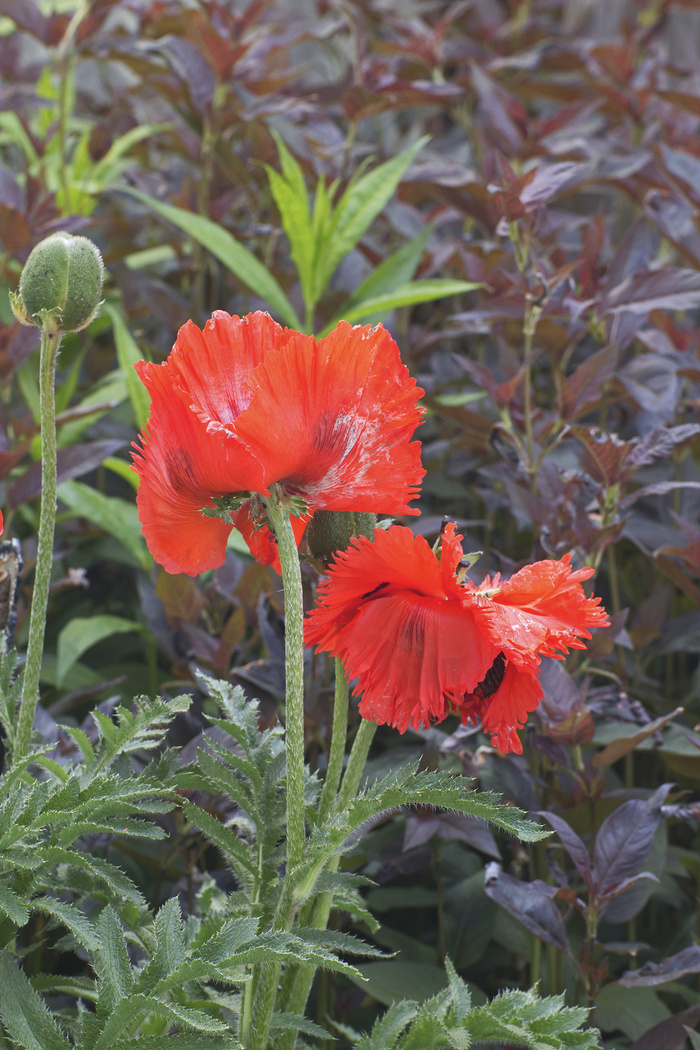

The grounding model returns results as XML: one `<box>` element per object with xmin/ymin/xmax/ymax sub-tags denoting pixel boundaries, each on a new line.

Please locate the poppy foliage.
<box><xmin>305</xmin><ymin>524</ymin><xmax>609</xmax><ymax>753</ymax></box>
<box><xmin>132</xmin><ymin>311</ymin><xmax>424</xmax><ymax>575</ymax></box>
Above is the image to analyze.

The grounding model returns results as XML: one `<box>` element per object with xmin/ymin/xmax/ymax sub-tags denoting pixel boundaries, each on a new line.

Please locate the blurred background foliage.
<box><xmin>1</xmin><ymin>0</ymin><xmax>700</xmax><ymax>1046</ymax></box>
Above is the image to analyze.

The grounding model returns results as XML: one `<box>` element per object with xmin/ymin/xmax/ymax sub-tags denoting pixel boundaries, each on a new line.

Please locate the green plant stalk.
<box><xmin>277</xmin><ymin>717</ymin><xmax>376</xmax><ymax>1050</ymax></box>
<box><xmin>245</xmin><ymin>489</ymin><xmax>306</xmax><ymax>1050</ymax></box>
<box><xmin>15</xmin><ymin>327</ymin><xmax>62</xmax><ymax>760</ymax></box>
<box><xmin>318</xmin><ymin>659</ymin><xmax>350</xmax><ymax>821</ymax></box>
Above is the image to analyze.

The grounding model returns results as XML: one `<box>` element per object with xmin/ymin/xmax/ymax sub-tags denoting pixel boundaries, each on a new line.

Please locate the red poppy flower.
<box><xmin>132</xmin><ymin>311</ymin><xmax>424</xmax><ymax>576</ymax></box>
<box><xmin>305</xmin><ymin>524</ymin><xmax>608</xmax><ymax>753</ymax></box>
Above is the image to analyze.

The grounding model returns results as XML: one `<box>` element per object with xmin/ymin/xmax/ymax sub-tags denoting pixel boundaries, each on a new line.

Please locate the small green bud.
<box><xmin>12</xmin><ymin>231</ymin><xmax>104</xmax><ymax>334</ymax></box>
<box><xmin>306</xmin><ymin>511</ymin><xmax>376</xmax><ymax>571</ymax></box>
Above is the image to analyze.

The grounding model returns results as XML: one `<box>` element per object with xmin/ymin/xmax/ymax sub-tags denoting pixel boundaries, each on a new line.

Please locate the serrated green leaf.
<box><xmin>110</xmin><ymin>1037</ymin><xmax>235</xmax><ymax>1050</ymax></box>
<box><xmin>104</xmin><ymin>303</ymin><xmax>151</xmax><ymax>430</ymax></box>
<box><xmin>58</xmin><ymin>479</ymin><xmax>151</xmax><ymax>570</ymax></box>
<box><xmin>355</xmin><ymin>999</ymin><xmax>419</xmax><ymax>1050</ymax></box>
<box><xmin>30</xmin><ymin>898</ymin><xmax>99</xmax><ymax>951</ymax></box>
<box><xmin>95</xmin><ymin>907</ymin><xmax>134</xmax><ymax>1016</ymax></box>
<box><xmin>0</xmin><ymin>885</ymin><xmax>29</xmax><ymax>926</ymax></box>
<box><xmin>313</xmin><ymin>137</ymin><xmax>428</xmax><ymax>304</ymax></box>
<box><xmin>93</xmin><ymin>993</ymin><xmax>228</xmax><ymax>1050</ymax></box>
<box><xmin>56</xmin><ymin>616</ymin><xmax>144</xmax><ymax>687</ymax></box>
<box><xmin>122</xmin><ymin>189</ymin><xmax>302</xmax><ymax>329</ymax></box>
<box><xmin>0</xmin><ymin>952</ymin><xmax>72</xmax><ymax>1050</ymax></box>
<box><xmin>182</xmin><ymin>800</ymin><xmax>257</xmax><ymax>879</ymax></box>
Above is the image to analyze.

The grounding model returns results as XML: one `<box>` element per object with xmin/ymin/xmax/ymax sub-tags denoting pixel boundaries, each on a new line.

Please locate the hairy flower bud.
<box><xmin>306</xmin><ymin>510</ymin><xmax>376</xmax><ymax>571</ymax></box>
<box><xmin>11</xmin><ymin>232</ymin><xmax>104</xmax><ymax>334</ymax></box>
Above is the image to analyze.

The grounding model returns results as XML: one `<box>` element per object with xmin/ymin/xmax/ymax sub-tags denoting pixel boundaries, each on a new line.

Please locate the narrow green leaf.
<box><xmin>182</xmin><ymin>800</ymin><xmax>257</xmax><ymax>879</ymax></box>
<box><xmin>58</xmin><ymin>479</ymin><xmax>151</xmax><ymax>570</ymax></box>
<box><xmin>313</xmin><ymin>137</ymin><xmax>428</xmax><ymax>303</ymax></box>
<box><xmin>56</xmin><ymin>615</ymin><xmax>144</xmax><ymax>687</ymax></box>
<box><xmin>0</xmin><ymin>952</ymin><xmax>72</xmax><ymax>1050</ymax></box>
<box><xmin>266</xmin><ymin>131</ymin><xmax>314</xmax><ymax>313</ymax></box>
<box><xmin>110</xmin><ymin>1038</ymin><xmax>235</xmax><ymax>1050</ymax></box>
<box><xmin>324</xmin><ymin>223</ymin><xmax>432</xmax><ymax>331</ymax></box>
<box><xmin>0</xmin><ymin>885</ymin><xmax>29</xmax><ymax>927</ymax></box>
<box><xmin>322</xmin><ymin>279</ymin><xmax>483</xmax><ymax>332</ymax></box>
<box><xmin>104</xmin><ymin>303</ymin><xmax>151</xmax><ymax>431</ymax></box>
<box><xmin>122</xmin><ymin>189</ymin><xmax>303</xmax><ymax>329</ymax></box>
<box><xmin>355</xmin><ymin>999</ymin><xmax>419</xmax><ymax>1050</ymax></box>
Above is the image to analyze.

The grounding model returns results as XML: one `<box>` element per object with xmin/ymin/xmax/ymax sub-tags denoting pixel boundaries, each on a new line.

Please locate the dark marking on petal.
<box><xmin>166</xmin><ymin>448</ymin><xmax>198</xmax><ymax>494</ymax></box>
<box><xmin>361</xmin><ymin>581</ymin><xmax>390</xmax><ymax>601</ymax></box>
<box><xmin>474</xmin><ymin>651</ymin><xmax>506</xmax><ymax>700</ymax></box>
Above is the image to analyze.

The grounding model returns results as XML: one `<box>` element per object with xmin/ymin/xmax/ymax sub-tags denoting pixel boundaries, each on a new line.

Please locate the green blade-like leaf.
<box><xmin>56</xmin><ymin>615</ymin><xmax>144</xmax><ymax>687</ymax></box>
<box><xmin>322</xmin><ymin>279</ymin><xmax>483</xmax><ymax>332</ymax></box>
<box><xmin>110</xmin><ymin>1038</ymin><xmax>235</xmax><ymax>1050</ymax></box>
<box><xmin>313</xmin><ymin>137</ymin><xmax>428</xmax><ymax>304</ymax></box>
<box><xmin>324</xmin><ymin>223</ymin><xmax>432</xmax><ymax>331</ymax></box>
<box><xmin>354</xmin><ymin>1000</ymin><xmax>419</xmax><ymax>1050</ymax></box>
<box><xmin>58</xmin><ymin>479</ymin><xmax>151</xmax><ymax>571</ymax></box>
<box><xmin>266</xmin><ymin>131</ymin><xmax>314</xmax><ymax>314</ymax></box>
<box><xmin>104</xmin><ymin>303</ymin><xmax>151</xmax><ymax>431</ymax></box>
<box><xmin>122</xmin><ymin>189</ymin><xmax>303</xmax><ymax>329</ymax></box>
<box><xmin>0</xmin><ymin>952</ymin><xmax>72</xmax><ymax>1050</ymax></box>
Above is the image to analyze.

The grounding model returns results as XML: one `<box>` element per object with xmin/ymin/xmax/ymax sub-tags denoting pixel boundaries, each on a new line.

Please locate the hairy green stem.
<box><xmin>319</xmin><ymin>660</ymin><xmax>350</xmax><ymax>821</ymax></box>
<box><xmin>15</xmin><ymin>328</ymin><xmax>62</xmax><ymax>760</ymax></box>
<box><xmin>277</xmin><ymin>716</ymin><xmax>377</xmax><ymax>1048</ymax></box>
<box><xmin>245</xmin><ymin>490</ymin><xmax>306</xmax><ymax>1050</ymax></box>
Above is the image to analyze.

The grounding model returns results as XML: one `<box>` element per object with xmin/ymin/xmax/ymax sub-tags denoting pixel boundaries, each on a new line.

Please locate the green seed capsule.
<box><xmin>306</xmin><ymin>510</ymin><xmax>376</xmax><ymax>571</ymax></box>
<box><xmin>13</xmin><ymin>232</ymin><xmax>104</xmax><ymax>334</ymax></box>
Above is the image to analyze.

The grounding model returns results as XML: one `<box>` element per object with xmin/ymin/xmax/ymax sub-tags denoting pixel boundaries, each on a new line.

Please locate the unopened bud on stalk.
<box><xmin>10</xmin><ymin>231</ymin><xmax>104</xmax><ymax>335</ymax></box>
<box><xmin>306</xmin><ymin>510</ymin><xmax>376</xmax><ymax>571</ymax></box>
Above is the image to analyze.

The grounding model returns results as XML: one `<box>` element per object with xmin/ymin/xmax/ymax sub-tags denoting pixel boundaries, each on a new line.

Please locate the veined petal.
<box><xmin>306</xmin><ymin>526</ymin><xmax>447</xmax><ymax>647</ymax></box>
<box><xmin>475</xmin><ymin>661</ymin><xmax>543</xmax><ymax>755</ymax></box>
<box><xmin>466</xmin><ymin>554</ymin><xmax>609</xmax><ymax>670</ymax></box>
<box><xmin>155</xmin><ymin>311</ymin><xmax>283</xmax><ymax>428</ymax></box>
<box><xmin>132</xmin><ymin>361</ymin><xmax>266</xmax><ymax>576</ymax></box>
<box><xmin>232</xmin><ymin>322</ymin><xmax>425</xmax><ymax>513</ymax></box>
<box><xmin>311</xmin><ymin>589</ymin><xmax>496</xmax><ymax>733</ymax></box>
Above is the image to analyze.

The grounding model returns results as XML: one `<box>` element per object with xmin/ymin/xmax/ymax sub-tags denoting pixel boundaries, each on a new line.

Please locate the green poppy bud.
<box><xmin>306</xmin><ymin>510</ymin><xmax>376</xmax><ymax>571</ymax></box>
<box><xmin>11</xmin><ymin>231</ymin><xmax>104</xmax><ymax>335</ymax></box>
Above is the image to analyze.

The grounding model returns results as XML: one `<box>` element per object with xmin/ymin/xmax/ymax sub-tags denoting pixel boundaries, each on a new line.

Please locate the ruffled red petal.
<box><xmin>306</xmin><ymin>525</ymin><xmax>498</xmax><ymax>732</ymax></box>
<box><xmin>232</xmin><ymin>322</ymin><xmax>425</xmax><ymax>513</ymax></box>
<box><xmin>466</xmin><ymin>554</ymin><xmax>609</xmax><ymax>671</ymax></box>
<box><xmin>157</xmin><ymin>311</ymin><xmax>282</xmax><ymax>428</ymax></box>
<box><xmin>306</xmin><ymin>526</ymin><xmax>447</xmax><ymax>646</ymax></box>
<box><xmin>133</xmin><ymin>357</ymin><xmax>266</xmax><ymax>576</ymax></box>
<box><xmin>473</xmin><ymin>661</ymin><xmax>544</xmax><ymax>755</ymax></box>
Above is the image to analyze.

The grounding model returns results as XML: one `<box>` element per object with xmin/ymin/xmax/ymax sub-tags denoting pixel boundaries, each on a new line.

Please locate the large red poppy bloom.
<box><xmin>132</xmin><ymin>312</ymin><xmax>424</xmax><ymax>575</ymax></box>
<box><xmin>305</xmin><ymin>524</ymin><xmax>608</xmax><ymax>753</ymax></box>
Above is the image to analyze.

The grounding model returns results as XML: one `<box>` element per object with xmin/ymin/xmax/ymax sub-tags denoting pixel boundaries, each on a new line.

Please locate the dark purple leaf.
<box><xmin>604</xmin><ymin>269</ymin><xmax>700</xmax><ymax>314</ymax></box>
<box><xmin>628</xmin><ymin>425</ymin><xmax>700</xmax><ymax>469</ymax></box>
<box><xmin>620</xmin><ymin>946</ymin><xmax>700</xmax><ymax>988</ymax></box>
<box><xmin>618</xmin><ymin>355</ymin><xmax>680</xmax><ymax>418</ymax></box>
<box><xmin>598</xmin><ymin>871</ymin><xmax>659</xmax><ymax>905</ymax></box>
<box><xmin>540</xmin><ymin>811</ymin><xmax>593</xmax><ymax>890</ymax></box>
<box><xmin>518</xmin><ymin>162</ymin><xmax>587</xmax><ymax>208</ymax></box>
<box><xmin>8</xmin><ymin>440</ymin><xmax>126</xmax><ymax>507</ymax></box>
<box><xmin>628</xmin><ymin>1005</ymin><xmax>700</xmax><ymax>1050</ymax></box>
<box><xmin>593</xmin><ymin>785</ymin><xmax>671</xmax><ymax>898</ymax></box>
<box><xmin>483</xmin><ymin>864</ymin><xmax>570</xmax><ymax>953</ymax></box>
<box><xmin>404</xmin><ymin>813</ymin><xmax>500</xmax><ymax>858</ymax></box>
<box><xmin>621</xmin><ymin>481</ymin><xmax>700</xmax><ymax>509</ymax></box>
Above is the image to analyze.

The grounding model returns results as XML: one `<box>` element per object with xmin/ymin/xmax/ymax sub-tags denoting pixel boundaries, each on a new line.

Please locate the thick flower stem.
<box><xmin>15</xmin><ymin>327</ymin><xmax>62</xmax><ymax>761</ymax></box>
<box><xmin>277</xmin><ymin>716</ymin><xmax>376</xmax><ymax>1050</ymax></box>
<box><xmin>245</xmin><ymin>491</ymin><xmax>306</xmax><ymax>1050</ymax></box>
<box><xmin>319</xmin><ymin>659</ymin><xmax>349</xmax><ymax>821</ymax></box>
<box><xmin>265</xmin><ymin>492</ymin><xmax>306</xmax><ymax>872</ymax></box>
